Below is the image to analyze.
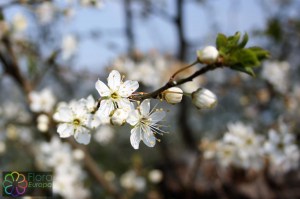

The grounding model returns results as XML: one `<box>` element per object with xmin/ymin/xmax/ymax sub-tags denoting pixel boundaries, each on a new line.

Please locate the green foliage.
<box><xmin>216</xmin><ymin>32</ymin><xmax>269</xmax><ymax>76</ymax></box>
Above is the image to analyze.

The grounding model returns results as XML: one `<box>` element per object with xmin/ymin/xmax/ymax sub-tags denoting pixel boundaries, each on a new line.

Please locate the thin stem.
<box><xmin>131</xmin><ymin>62</ymin><xmax>223</xmax><ymax>100</ymax></box>
<box><xmin>170</xmin><ymin>60</ymin><xmax>198</xmax><ymax>81</ymax></box>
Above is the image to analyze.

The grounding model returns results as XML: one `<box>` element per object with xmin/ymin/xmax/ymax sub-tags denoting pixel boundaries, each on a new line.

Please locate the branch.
<box><xmin>131</xmin><ymin>61</ymin><xmax>223</xmax><ymax>100</ymax></box>
<box><xmin>68</xmin><ymin>140</ymin><xmax>122</xmax><ymax>199</ymax></box>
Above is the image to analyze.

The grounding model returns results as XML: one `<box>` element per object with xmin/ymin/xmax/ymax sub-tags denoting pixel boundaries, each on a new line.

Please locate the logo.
<box><xmin>2</xmin><ymin>171</ymin><xmax>28</xmax><ymax>197</ymax></box>
<box><xmin>2</xmin><ymin>171</ymin><xmax>53</xmax><ymax>197</ymax></box>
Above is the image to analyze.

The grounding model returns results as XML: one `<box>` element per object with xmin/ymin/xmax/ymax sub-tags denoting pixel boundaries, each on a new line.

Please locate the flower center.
<box><xmin>111</xmin><ymin>92</ymin><xmax>119</xmax><ymax>99</ymax></box>
<box><xmin>73</xmin><ymin>118</ymin><xmax>81</xmax><ymax>126</ymax></box>
<box><xmin>140</xmin><ymin>117</ymin><xmax>150</xmax><ymax>125</ymax></box>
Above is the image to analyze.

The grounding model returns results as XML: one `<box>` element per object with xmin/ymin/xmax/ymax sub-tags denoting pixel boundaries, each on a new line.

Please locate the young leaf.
<box><xmin>248</xmin><ymin>46</ymin><xmax>270</xmax><ymax>60</ymax></box>
<box><xmin>216</xmin><ymin>33</ymin><xmax>227</xmax><ymax>50</ymax></box>
<box><xmin>230</xmin><ymin>65</ymin><xmax>255</xmax><ymax>77</ymax></box>
<box><xmin>237</xmin><ymin>49</ymin><xmax>260</xmax><ymax>67</ymax></box>
<box><xmin>238</xmin><ymin>33</ymin><xmax>249</xmax><ymax>49</ymax></box>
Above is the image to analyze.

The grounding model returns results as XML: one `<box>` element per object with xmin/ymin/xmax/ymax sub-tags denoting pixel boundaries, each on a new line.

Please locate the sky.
<box><xmin>2</xmin><ymin>0</ymin><xmax>287</xmax><ymax>71</ymax></box>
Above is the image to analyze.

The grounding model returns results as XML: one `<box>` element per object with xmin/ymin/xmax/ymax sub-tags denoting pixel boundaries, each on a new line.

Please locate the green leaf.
<box><xmin>216</xmin><ymin>33</ymin><xmax>227</xmax><ymax>50</ymax></box>
<box><xmin>230</xmin><ymin>65</ymin><xmax>255</xmax><ymax>77</ymax></box>
<box><xmin>213</xmin><ymin>31</ymin><xmax>269</xmax><ymax>76</ymax></box>
<box><xmin>227</xmin><ymin>32</ymin><xmax>241</xmax><ymax>48</ymax></box>
<box><xmin>248</xmin><ymin>46</ymin><xmax>270</xmax><ymax>60</ymax></box>
<box><xmin>237</xmin><ymin>49</ymin><xmax>260</xmax><ymax>67</ymax></box>
<box><xmin>238</xmin><ymin>33</ymin><xmax>248</xmax><ymax>49</ymax></box>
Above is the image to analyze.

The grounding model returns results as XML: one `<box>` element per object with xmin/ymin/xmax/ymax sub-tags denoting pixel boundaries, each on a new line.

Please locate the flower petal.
<box><xmin>140</xmin><ymin>99</ymin><xmax>150</xmax><ymax>116</ymax></box>
<box><xmin>119</xmin><ymin>80</ymin><xmax>139</xmax><ymax>97</ymax></box>
<box><xmin>116</xmin><ymin>98</ymin><xmax>132</xmax><ymax>111</ymax></box>
<box><xmin>98</xmin><ymin>100</ymin><xmax>114</xmax><ymax>117</ymax></box>
<box><xmin>54</xmin><ymin>107</ymin><xmax>73</xmax><ymax>122</ymax></box>
<box><xmin>130</xmin><ymin>127</ymin><xmax>142</xmax><ymax>149</ymax></box>
<box><xmin>57</xmin><ymin>123</ymin><xmax>74</xmax><ymax>138</ymax></box>
<box><xmin>74</xmin><ymin>130</ymin><xmax>91</xmax><ymax>145</ymax></box>
<box><xmin>127</xmin><ymin>110</ymin><xmax>140</xmax><ymax>126</ymax></box>
<box><xmin>142</xmin><ymin>125</ymin><xmax>156</xmax><ymax>147</ymax></box>
<box><xmin>108</xmin><ymin>70</ymin><xmax>121</xmax><ymax>91</ymax></box>
<box><xmin>95</xmin><ymin>80</ymin><xmax>110</xmax><ymax>97</ymax></box>
<box><xmin>149</xmin><ymin>111</ymin><xmax>165</xmax><ymax>124</ymax></box>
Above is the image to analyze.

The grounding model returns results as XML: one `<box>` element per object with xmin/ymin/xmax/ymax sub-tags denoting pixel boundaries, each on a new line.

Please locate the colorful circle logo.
<box><xmin>2</xmin><ymin>171</ymin><xmax>28</xmax><ymax>197</ymax></box>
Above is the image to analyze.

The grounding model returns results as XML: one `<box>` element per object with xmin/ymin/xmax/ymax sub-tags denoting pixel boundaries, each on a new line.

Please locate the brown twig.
<box><xmin>131</xmin><ymin>62</ymin><xmax>222</xmax><ymax>100</ymax></box>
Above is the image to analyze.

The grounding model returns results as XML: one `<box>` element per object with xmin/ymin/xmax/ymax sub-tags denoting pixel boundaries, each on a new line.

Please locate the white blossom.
<box><xmin>163</xmin><ymin>87</ymin><xmax>183</xmax><ymax>104</ymax></box>
<box><xmin>29</xmin><ymin>88</ymin><xmax>56</xmax><ymax>113</ymax></box>
<box><xmin>110</xmin><ymin>108</ymin><xmax>130</xmax><ymax>126</ymax></box>
<box><xmin>54</xmin><ymin>99</ymin><xmax>92</xmax><ymax>145</ymax></box>
<box><xmin>95</xmin><ymin>70</ymin><xmax>138</xmax><ymax>117</ymax></box>
<box><xmin>127</xmin><ymin>99</ymin><xmax>166</xmax><ymax>149</ymax></box>
<box><xmin>192</xmin><ymin>88</ymin><xmax>217</xmax><ymax>109</ymax></box>
<box><xmin>197</xmin><ymin>46</ymin><xmax>219</xmax><ymax>64</ymax></box>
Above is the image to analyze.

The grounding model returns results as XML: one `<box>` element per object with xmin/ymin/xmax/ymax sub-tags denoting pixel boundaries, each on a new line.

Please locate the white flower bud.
<box><xmin>163</xmin><ymin>87</ymin><xmax>183</xmax><ymax>104</ymax></box>
<box><xmin>192</xmin><ymin>88</ymin><xmax>217</xmax><ymax>109</ymax></box>
<box><xmin>110</xmin><ymin>108</ymin><xmax>129</xmax><ymax>126</ymax></box>
<box><xmin>197</xmin><ymin>46</ymin><xmax>219</xmax><ymax>64</ymax></box>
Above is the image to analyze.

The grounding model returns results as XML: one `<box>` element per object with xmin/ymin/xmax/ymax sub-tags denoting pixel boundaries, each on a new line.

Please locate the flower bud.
<box><xmin>110</xmin><ymin>108</ymin><xmax>129</xmax><ymax>126</ymax></box>
<box><xmin>197</xmin><ymin>46</ymin><xmax>219</xmax><ymax>64</ymax></box>
<box><xmin>192</xmin><ymin>88</ymin><xmax>217</xmax><ymax>109</ymax></box>
<box><xmin>163</xmin><ymin>87</ymin><xmax>183</xmax><ymax>104</ymax></box>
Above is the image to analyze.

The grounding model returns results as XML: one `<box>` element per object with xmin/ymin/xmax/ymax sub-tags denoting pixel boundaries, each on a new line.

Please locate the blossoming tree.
<box><xmin>1</xmin><ymin>0</ymin><xmax>300</xmax><ymax>199</ymax></box>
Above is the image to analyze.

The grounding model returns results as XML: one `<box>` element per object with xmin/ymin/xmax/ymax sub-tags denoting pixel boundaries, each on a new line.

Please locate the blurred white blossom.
<box><xmin>12</xmin><ymin>13</ymin><xmax>27</xmax><ymax>32</ymax></box>
<box><xmin>36</xmin><ymin>2</ymin><xmax>55</xmax><ymax>24</ymax></box>
<box><xmin>37</xmin><ymin>137</ymin><xmax>90</xmax><ymax>199</ymax></box>
<box><xmin>148</xmin><ymin>169</ymin><xmax>163</xmax><ymax>183</ymax></box>
<box><xmin>264</xmin><ymin>122</ymin><xmax>300</xmax><ymax>172</ymax></box>
<box><xmin>262</xmin><ymin>61</ymin><xmax>290</xmax><ymax>93</ymax></box>
<box><xmin>120</xmin><ymin>170</ymin><xmax>146</xmax><ymax>192</ymax></box>
<box><xmin>61</xmin><ymin>34</ymin><xmax>77</xmax><ymax>60</ymax></box>
<box><xmin>94</xmin><ymin>125</ymin><xmax>115</xmax><ymax>145</ymax></box>
<box><xmin>29</xmin><ymin>88</ymin><xmax>56</xmax><ymax>113</ymax></box>
<box><xmin>37</xmin><ymin>114</ymin><xmax>50</xmax><ymax>132</ymax></box>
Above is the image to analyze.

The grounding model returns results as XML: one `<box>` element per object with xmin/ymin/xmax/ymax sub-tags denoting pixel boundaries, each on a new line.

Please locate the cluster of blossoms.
<box><xmin>52</xmin><ymin>67</ymin><xmax>218</xmax><ymax>149</ymax></box>
<box><xmin>36</xmin><ymin>137</ymin><xmax>89</xmax><ymax>199</ymax></box>
<box><xmin>29</xmin><ymin>88</ymin><xmax>56</xmax><ymax>133</ymax></box>
<box><xmin>111</xmin><ymin>52</ymin><xmax>182</xmax><ymax>89</ymax></box>
<box><xmin>201</xmin><ymin>121</ymin><xmax>300</xmax><ymax>173</ymax></box>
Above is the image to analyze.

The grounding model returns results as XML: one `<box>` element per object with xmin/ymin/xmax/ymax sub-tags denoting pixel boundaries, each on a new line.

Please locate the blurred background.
<box><xmin>1</xmin><ymin>0</ymin><xmax>300</xmax><ymax>198</ymax></box>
